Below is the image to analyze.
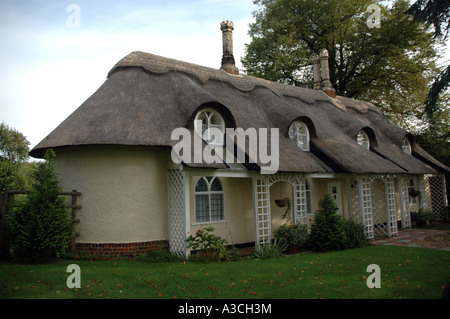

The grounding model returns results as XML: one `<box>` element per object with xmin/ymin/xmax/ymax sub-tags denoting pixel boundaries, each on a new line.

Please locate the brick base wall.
<box><xmin>74</xmin><ymin>240</ymin><xmax>167</xmax><ymax>257</ymax></box>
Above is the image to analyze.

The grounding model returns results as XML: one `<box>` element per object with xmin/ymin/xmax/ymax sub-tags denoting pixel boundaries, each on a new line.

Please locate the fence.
<box><xmin>0</xmin><ymin>188</ymin><xmax>82</xmax><ymax>258</ymax></box>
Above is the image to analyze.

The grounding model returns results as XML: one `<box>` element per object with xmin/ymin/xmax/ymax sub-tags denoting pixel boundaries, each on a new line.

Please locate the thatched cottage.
<box><xmin>30</xmin><ymin>21</ymin><xmax>449</xmax><ymax>257</ymax></box>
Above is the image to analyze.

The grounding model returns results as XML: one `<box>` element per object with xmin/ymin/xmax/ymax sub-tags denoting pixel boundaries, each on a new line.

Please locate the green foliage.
<box><xmin>185</xmin><ymin>226</ymin><xmax>228</xmax><ymax>261</ymax></box>
<box><xmin>252</xmin><ymin>238</ymin><xmax>288</xmax><ymax>259</ymax></box>
<box><xmin>242</xmin><ymin>0</ymin><xmax>439</xmax><ymax>127</ymax></box>
<box><xmin>7</xmin><ymin>150</ymin><xmax>74</xmax><ymax>263</ymax></box>
<box><xmin>0</xmin><ymin>122</ymin><xmax>31</xmax><ymax>193</ymax></box>
<box><xmin>411</xmin><ymin>209</ymin><xmax>438</xmax><ymax>227</ymax></box>
<box><xmin>274</xmin><ymin>223</ymin><xmax>309</xmax><ymax>249</ymax></box>
<box><xmin>440</xmin><ymin>206</ymin><xmax>450</xmax><ymax>223</ymax></box>
<box><xmin>140</xmin><ymin>249</ymin><xmax>185</xmax><ymax>263</ymax></box>
<box><xmin>307</xmin><ymin>193</ymin><xmax>347</xmax><ymax>252</ymax></box>
<box><xmin>342</xmin><ymin>218</ymin><xmax>368</xmax><ymax>249</ymax></box>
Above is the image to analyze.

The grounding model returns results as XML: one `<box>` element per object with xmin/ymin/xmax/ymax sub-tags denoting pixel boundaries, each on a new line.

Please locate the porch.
<box><xmin>167</xmin><ymin>168</ymin><xmax>448</xmax><ymax>257</ymax></box>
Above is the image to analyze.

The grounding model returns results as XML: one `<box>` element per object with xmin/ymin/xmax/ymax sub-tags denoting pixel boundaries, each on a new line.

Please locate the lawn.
<box><xmin>0</xmin><ymin>245</ymin><xmax>449</xmax><ymax>300</ymax></box>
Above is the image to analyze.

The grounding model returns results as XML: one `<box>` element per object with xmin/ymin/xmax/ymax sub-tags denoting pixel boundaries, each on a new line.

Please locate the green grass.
<box><xmin>1</xmin><ymin>245</ymin><xmax>449</xmax><ymax>299</ymax></box>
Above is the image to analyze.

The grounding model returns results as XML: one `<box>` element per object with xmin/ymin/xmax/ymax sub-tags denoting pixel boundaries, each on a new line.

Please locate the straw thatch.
<box><xmin>30</xmin><ymin>51</ymin><xmax>449</xmax><ymax>175</ymax></box>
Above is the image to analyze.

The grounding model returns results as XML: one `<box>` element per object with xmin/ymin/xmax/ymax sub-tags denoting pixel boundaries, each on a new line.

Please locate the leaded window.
<box><xmin>289</xmin><ymin>121</ymin><xmax>310</xmax><ymax>151</ymax></box>
<box><xmin>195</xmin><ymin>177</ymin><xmax>224</xmax><ymax>223</ymax></box>
<box><xmin>357</xmin><ymin>130</ymin><xmax>370</xmax><ymax>149</ymax></box>
<box><xmin>194</xmin><ymin>108</ymin><xmax>225</xmax><ymax>146</ymax></box>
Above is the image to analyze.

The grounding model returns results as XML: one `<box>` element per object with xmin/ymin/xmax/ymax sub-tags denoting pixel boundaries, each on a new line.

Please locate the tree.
<box><xmin>0</xmin><ymin>122</ymin><xmax>30</xmax><ymax>193</ymax></box>
<box><xmin>407</xmin><ymin>0</ymin><xmax>450</xmax><ymax>117</ymax></box>
<box><xmin>242</xmin><ymin>0</ymin><xmax>440</xmax><ymax>127</ymax></box>
<box><xmin>307</xmin><ymin>193</ymin><xmax>347</xmax><ymax>252</ymax></box>
<box><xmin>8</xmin><ymin>150</ymin><xmax>74</xmax><ymax>262</ymax></box>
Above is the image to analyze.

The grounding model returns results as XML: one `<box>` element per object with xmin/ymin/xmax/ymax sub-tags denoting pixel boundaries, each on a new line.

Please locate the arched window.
<box><xmin>357</xmin><ymin>130</ymin><xmax>370</xmax><ymax>149</ymax></box>
<box><xmin>401</xmin><ymin>137</ymin><xmax>412</xmax><ymax>155</ymax></box>
<box><xmin>289</xmin><ymin>121</ymin><xmax>310</xmax><ymax>151</ymax></box>
<box><xmin>194</xmin><ymin>108</ymin><xmax>225</xmax><ymax>146</ymax></box>
<box><xmin>195</xmin><ymin>177</ymin><xmax>224</xmax><ymax>223</ymax></box>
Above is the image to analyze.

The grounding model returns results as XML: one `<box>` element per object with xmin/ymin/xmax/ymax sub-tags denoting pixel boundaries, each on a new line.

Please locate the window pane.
<box><xmin>210</xmin><ymin>177</ymin><xmax>223</xmax><ymax>191</ymax></box>
<box><xmin>195</xmin><ymin>194</ymin><xmax>209</xmax><ymax>222</ymax></box>
<box><xmin>210</xmin><ymin>194</ymin><xmax>224</xmax><ymax>221</ymax></box>
<box><xmin>195</xmin><ymin>178</ymin><xmax>208</xmax><ymax>192</ymax></box>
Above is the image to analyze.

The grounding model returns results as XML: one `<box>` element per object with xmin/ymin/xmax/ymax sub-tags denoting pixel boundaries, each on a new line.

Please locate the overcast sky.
<box><xmin>0</xmin><ymin>0</ymin><xmax>255</xmax><ymax>150</ymax></box>
<box><xmin>0</xmin><ymin>0</ymin><xmax>448</xmax><ymax>153</ymax></box>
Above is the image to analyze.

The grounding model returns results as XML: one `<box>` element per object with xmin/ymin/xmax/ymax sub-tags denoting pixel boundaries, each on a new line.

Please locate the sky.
<box><xmin>0</xmin><ymin>0</ymin><xmax>256</xmax><ymax>150</ymax></box>
<box><xmin>0</xmin><ymin>0</ymin><xmax>449</xmax><ymax>153</ymax></box>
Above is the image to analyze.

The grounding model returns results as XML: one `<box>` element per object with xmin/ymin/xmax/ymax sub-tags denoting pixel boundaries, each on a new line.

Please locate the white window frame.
<box><xmin>194</xmin><ymin>108</ymin><xmax>225</xmax><ymax>146</ymax></box>
<box><xmin>357</xmin><ymin>130</ymin><xmax>370</xmax><ymax>149</ymax></box>
<box><xmin>407</xmin><ymin>178</ymin><xmax>419</xmax><ymax>205</ymax></box>
<box><xmin>289</xmin><ymin>121</ymin><xmax>310</xmax><ymax>151</ymax></box>
<box><xmin>194</xmin><ymin>176</ymin><xmax>225</xmax><ymax>223</ymax></box>
<box><xmin>401</xmin><ymin>137</ymin><xmax>412</xmax><ymax>155</ymax></box>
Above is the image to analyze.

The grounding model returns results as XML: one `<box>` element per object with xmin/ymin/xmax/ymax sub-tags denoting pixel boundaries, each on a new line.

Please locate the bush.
<box><xmin>253</xmin><ymin>239</ymin><xmax>288</xmax><ymax>259</ymax></box>
<box><xmin>307</xmin><ymin>193</ymin><xmax>347</xmax><ymax>252</ymax></box>
<box><xmin>185</xmin><ymin>226</ymin><xmax>228</xmax><ymax>261</ymax></box>
<box><xmin>440</xmin><ymin>206</ymin><xmax>450</xmax><ymax>223</ymax></box>
<box><xmin>342</xmin><ymin>218</ymin><xmax>368</xmax><ymax>248</ymax></box>
<box><xmin>7</xmin><ymin>150</ymin><xmax>74</xmax><ymax>263</ymax></box>
<box><xmin>411</xmin><ymin>209</ymin><xmax>437</xmax><ymax>227</ymax></box>
<box><xmin>140</xmin><ymin>249</ymin><xmax>185</xmax><ymax>263</ymax></box>
<box><xmin>274</xmin><ymin>223</ymin><xmax>309</xmax><ymax>250</ymax></box>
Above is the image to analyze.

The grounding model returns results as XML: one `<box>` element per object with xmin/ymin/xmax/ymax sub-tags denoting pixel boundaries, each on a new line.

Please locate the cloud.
<box><xmin>0</xmin><ymin>0</ymin><xmax>255</xmax><ymax>150</ymax></box>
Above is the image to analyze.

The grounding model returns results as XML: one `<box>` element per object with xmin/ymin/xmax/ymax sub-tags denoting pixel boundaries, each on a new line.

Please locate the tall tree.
<box><xmin>0</xmin><ymin>122</ymin><xmax>30</xmax><ymax>193</ymax></box>
<box><xmin>242</xmin><ymin>0</ymin><xmax>440</xmax><ymax>127</ymax></box>
<box><xmin>407</xmin><ymin>0</ymin><xmax>450</xmax><ymax>117</ymax></box>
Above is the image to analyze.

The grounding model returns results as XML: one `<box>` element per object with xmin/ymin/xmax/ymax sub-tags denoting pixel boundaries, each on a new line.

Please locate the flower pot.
<box><xmin>275</xmin><ymin>198</ymin><xmax>289</xmax><ymax>207</ymax></box>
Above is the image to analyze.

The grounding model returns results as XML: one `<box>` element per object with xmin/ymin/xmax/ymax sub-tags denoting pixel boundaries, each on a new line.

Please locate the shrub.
<box><xmin>274</xmin><ymin>223</ymin><xmax>309</xmax><ymax>249</ymax></box>
<box><xmin>140</xmin><ymin>249</ymin><xmax>185</xmax><ymax>263</ymax></box>
<box><xmin>307</xmin><ymin>193</ymin><xmax>347</xmax><ymax>252</ymax></box>
<box><xmin>7</xmin><ymin>150</ymin><xmax>74</xmax><ymax>263</ymax></box>
<box><xmin>411</xmin><ymin>209</ymin><xmax>437</xmax><ymax>227</ymax></box>
<box><xmin>440</xmin><ymin>206</ymin><xmax>450</xmax><ymax>223</ymax></box>
<box><xmin>185</xmin><ymin>226</ymin><xmax>228</xmax><ymax>261</ymax></box>
<box><xmin>253</xmin><ymin>239</ymin><xmax>288</xmax><ymax>259</ymax></box>
<box><xmin>342</xmin><ymin>218</ymin><xmax>368</xmax><ymax>248</ymax></box>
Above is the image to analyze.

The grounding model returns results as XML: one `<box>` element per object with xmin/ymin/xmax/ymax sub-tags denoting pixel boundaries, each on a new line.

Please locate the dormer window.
<box><xmin>357</xmin><ymin>130</ymin><xmax>370</xmax><ymax>149</ymax></box>
<box><xmin>289</xmin><ymin>121</ymin><xmax>310</xmax><ymax>151</ymax></box>
<box><xmin>194</xmin><ymin>108</ymin><xmax>225</xmax><ymax>146</ymax></box>
<box><xmin>401</xmin><ymin>137</ymin><xmax>412</xmax><ymax>155</ymax></box>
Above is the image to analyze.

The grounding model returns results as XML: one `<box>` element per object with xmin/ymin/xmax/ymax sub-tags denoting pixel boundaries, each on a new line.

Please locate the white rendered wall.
<box><xmin>54</xmin><ymin>146</ymin><xmax>170</xmax><ymax>244</ymax></box>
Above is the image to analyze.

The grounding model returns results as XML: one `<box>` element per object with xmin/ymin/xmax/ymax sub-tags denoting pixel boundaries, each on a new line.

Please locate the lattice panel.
<box><xmin>371</xmin><ymin>178</ymin><xmax>388</xmax><ymax>238</ymax></box>
<box><xmin>294</xmin><ymin>178</ymin><xmax>307</xmax><ymax>226</ymax></box>
<box><xmin>349</xmin><ymin>178</ymin><xmax>361</xmax><ymax>222</ymax></box>
<box><xmin>386</xmin><ymin>178</ymin><xmax>398</xmax><ymax>237</ymax></box>
<box><xmin>168</xmin><ymin>169</ymin><xmax>186</xmax><ymax>257</ymax></box>
<box><xmin>255</xmin><ymin>178</ymin><xmax>271</xmax><ymax>245</ymax></box>
<box><xmin>426</xmin><ymin>175</ymin><xmax>446</xmax><ymax>217</ymax></box>
<box><xmin>361</xmin><ymin>177</ymin><xmax>374</xmax><ymax>241</ymax></box>
<box><xmin>400</xmin><ymin>179</ymin><xmax>411</xmax><ymax>229</ymax></box>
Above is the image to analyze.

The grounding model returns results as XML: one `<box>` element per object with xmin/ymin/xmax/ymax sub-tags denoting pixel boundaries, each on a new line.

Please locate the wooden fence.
<box><xmin>0</xmin><ymin>188</ymin><xmax>82</xmax><ymax>258</ymax></box>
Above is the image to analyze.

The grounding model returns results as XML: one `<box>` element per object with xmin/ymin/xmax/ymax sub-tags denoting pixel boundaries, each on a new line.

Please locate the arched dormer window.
<box><xmin>289</xmin><ymin>121</ymin><xmax>310</xmax><ymax>151</ymax></box>
<box><xmin>357</xmin><ymin>130</ymin><xmax>370</xmax><ymax>149</ymax></box>
<box><xmin>401</xmin><ymin>137</ymin><xmax>412</xmax><ymax>155</ymax></box>
<box><xmin>194</xmin><ymin>108</ymin><xmax>225</xmax><ymax>146</ymax></box>
<box><xmin>195</xmin><ymin>176</ymin><xmax>224</xmax><ymax>223</ymax></box>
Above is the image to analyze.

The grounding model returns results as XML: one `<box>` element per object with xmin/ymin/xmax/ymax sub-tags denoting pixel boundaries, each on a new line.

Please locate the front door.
<box><xmin>327</xmin><ymin>182</ymin><xmax>343</xmax><ymax>215</ymax></box>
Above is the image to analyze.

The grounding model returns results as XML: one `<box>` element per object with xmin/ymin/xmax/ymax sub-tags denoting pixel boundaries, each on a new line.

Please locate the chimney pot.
<box><xmin>220</xmin><ymin>20</ymin><xmax>239</xmax><ymax>75</ymax></box>
<box><xmin>319</xmin><ymin>49</ymin><xmax>336</xmax><ymax>98</ymax></box>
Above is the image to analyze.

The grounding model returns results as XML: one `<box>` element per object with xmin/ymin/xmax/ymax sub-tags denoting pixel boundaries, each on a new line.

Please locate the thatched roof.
<box><xmin>30</xmin><ymin>51</ymin><xmax>449</xmax><ymax>175</ymax></box>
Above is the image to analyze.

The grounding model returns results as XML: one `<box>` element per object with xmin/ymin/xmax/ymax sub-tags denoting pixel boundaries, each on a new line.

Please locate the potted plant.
<box><xmin>274</xmin><ymin>223</ymin><xmax>309</xmax><ymax>254</ymax></box>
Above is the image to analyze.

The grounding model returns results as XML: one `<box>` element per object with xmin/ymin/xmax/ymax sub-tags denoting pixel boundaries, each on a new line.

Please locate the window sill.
<box><xmin>192</xmin><ymin>220</ymin><xmax>229</xmax><ymax>226</ymax></box>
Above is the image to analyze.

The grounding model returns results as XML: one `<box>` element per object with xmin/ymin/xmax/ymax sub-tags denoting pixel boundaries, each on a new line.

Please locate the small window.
<box><xmin>407</xmin><ymin>179</ymin><xmax>419</xmax><ymax>205</ymax></box>
<box><xmin>401</xmin><ymin>137</ymin><xmax>412</xmax><ymax>155</ymax></box>
<box><xmin>357</xmin><ymin>130</ymin><xmax>370</xmax><ymax>149</ymax></box>
<box><xmin>289</xmin><ymin>121</ymin><xmax>310</xmax><ymax>151</ymax></box>
<box><xmin>195</xmin><ymin>177</ymin><xmax>224</xmax><ymax>223</ymax></box>
<box><xmin>194</xmin><ymin>108</ymin><xmax>225</xmax><ymax>146</ymax></box>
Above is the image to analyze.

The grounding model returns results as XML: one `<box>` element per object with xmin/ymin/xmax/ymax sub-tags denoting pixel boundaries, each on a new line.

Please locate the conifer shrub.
<box><xmin>307</xmin><ymin>193</ymin><xmax>347</xmax><ymax>252</ymax></box>
<box><xmin>8</xmin><ymin>150</ymin><xmax>74</xmax><ymax>263</ymax></box>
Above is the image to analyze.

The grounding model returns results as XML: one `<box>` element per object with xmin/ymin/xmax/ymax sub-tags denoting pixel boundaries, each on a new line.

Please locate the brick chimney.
<box><xmin>220</xmin><ymin>20</ymin><xmax>239</xmax><ymax>75</ymax></box>
<box><xmin>319</xmin><ymin>49</ymin><xmax>336</xmax><ymax>98</ymax></box>
<box><xmin>311</xmin><ymin>53</ymin><xmax>322</xmax><ymax>90</ymax></box>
